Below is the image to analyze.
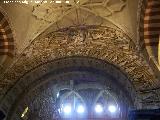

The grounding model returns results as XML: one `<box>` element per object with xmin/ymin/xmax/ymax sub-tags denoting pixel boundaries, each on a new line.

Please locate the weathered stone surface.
<box><xmin>0</xmin><ymin>26</ymin><xmax>159</xmax><ymax>113</ymax></box>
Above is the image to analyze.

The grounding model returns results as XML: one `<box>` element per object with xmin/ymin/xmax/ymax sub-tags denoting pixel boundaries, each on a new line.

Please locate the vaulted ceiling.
<box><xmin>0</xmin><ymin>0</ymin><xmax>139</xmax><ymax>54</ymax></box>
<box><xmin>0</xmin><ymin>0</ymin><xmax>141</xmax><ymax>74</ymax></box>
<box><xmin>0</xmin><ymin>0</ymin><xmax>160</xmax><ymax>116</ymax></box>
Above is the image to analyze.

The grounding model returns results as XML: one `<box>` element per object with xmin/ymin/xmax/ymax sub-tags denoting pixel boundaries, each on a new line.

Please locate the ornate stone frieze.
<box><xmin>0</xmin><ymin>26</ymin><xmax>158</xmax><ymax>107</ymax></box>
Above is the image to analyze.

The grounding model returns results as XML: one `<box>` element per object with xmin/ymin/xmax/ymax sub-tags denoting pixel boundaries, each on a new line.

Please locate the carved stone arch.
<box><xmin>0</xmin><ymin>25</ymin><xmax>158</xmax><ymax>116</ymax></box>
<box><xmin>0</xmin><ymin>7</ymin><xmax>15</xmax><ymax>74</ymax></box>
<box><xmin>1</xmin><ymin>57</ymin><xmax>136</xmax><ymax>120</ymax></box>
<box><xmin>138</xmin><ymin>0</ymin><xmax>160</xmax><ymax>79</ymax></box>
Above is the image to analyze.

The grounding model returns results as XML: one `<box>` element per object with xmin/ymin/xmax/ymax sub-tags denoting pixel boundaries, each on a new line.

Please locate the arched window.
<box><xmin>56</xmin><ymin>88</ymin><xmax>121</xmax><ymax>119</ymax></box>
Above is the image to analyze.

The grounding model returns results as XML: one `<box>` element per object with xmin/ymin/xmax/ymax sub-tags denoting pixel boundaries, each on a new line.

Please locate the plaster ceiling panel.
<box><xmin>29</xmin><ymin>0</ymin><xmax>139</xmax><ymax>45</ymax></box>
<box><xmin>107</xmin><ymin>0</ymin><xmax>126</xmax><ymax>12</ymax></box>
<box><xmin>0</xmin><ymin>0</ymin><xmax>139</xmax><ymax>55</ymax></box>
<box><xmin>30</xmin><ymin>0</ymin><xmax>129</xmax><ymax>39</ymax></box>
<box><xmin>43</xmin><ymin>9</ymin><xmax>117</xmax><ymax>35</ymax></box>
<box><xmin>88</xmin><ymin>6</ymin><xmax>112</xmax><ymax>17</ymax></box>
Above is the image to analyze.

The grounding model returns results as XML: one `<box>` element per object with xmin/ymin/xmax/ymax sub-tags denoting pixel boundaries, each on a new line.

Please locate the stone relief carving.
<box><xmin>30</xmin><ymin>0</ymin><xmax>127</xmax><ymax>42</ymax></box>
<box><xmin>32</xmin><ymin>0</ymin><xmax>127</xmax><ymax>22</ymax></box>
<box><xmin>0</xmin><ymin>26</ymin><xmax>158</xmax><ymax>107</ymax></box>
<box><xmin>5</xmin><ymin>62</ymin><xmax>134</xmax><ymax>119</ymax></box>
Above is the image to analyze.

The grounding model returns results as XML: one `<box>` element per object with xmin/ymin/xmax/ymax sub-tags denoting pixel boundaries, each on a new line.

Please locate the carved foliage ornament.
<box><xmin>0</xmin><ymin>26</ymin><xmax>157</xmax><ymax>107</ymax></box>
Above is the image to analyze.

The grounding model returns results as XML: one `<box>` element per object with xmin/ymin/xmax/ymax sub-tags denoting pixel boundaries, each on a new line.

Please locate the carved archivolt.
<box><xmin>137</xmin><ymin>0</ymin><xmax>160</xmax><ymax>80</ymax></box>
<box><xmin>0</xmin><ymin>7</ymin><xmax>15</xmax><ymax>76</ymax></box>
<box><xmin>6</xmin><ymin>63</ymin><xmax>134</xmax><ymax>119</ymax></box>
<box><xmin>0</xmin><ymin>26</ymin><xmax>157</xmax><ymax>105</ymax></box>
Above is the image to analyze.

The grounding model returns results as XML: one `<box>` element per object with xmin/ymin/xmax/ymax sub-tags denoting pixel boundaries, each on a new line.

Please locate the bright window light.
<box><xmin>77</xmin><ymin>105</ymin><xmax>85</xmax><ymax>113</ymax></box>
<box><xmin>56</xmin><ymin>1</ymin><xmax>61</xmax><ymax>3</ymax></box>
<box><xmin>63</xmin><ymin>104</ymin><xmax>72</xmax><ymax>114</ymax></box>
<box><xmin>108</xmin><ymin>105</ymin><xmax>117</xmax><ymax>113</ymax></box>
<box><xmin>57</xmin><ymin>92</ymin><xmax>59</xmax><ymax>98</ymax></box>
<box><xmin>21</xmin><ymin>107</ymin><xmax>28</xmax><ymax>118</ymax></box>
<box><xmin>95</xmin><ymin>104</ymin><xmax>103</xmax><ymax>113</ymax></box>
<box><xmin>65</xmin><ymin>1</ymin><xmax>69</xmax><ymax>3</ymax></box>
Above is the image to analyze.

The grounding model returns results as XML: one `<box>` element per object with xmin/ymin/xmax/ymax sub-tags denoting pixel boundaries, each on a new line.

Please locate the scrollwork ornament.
<box><xmin>0</xmin><ymin>26</ymin><xmax>158</xmax><ymax>108</ymax></box>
